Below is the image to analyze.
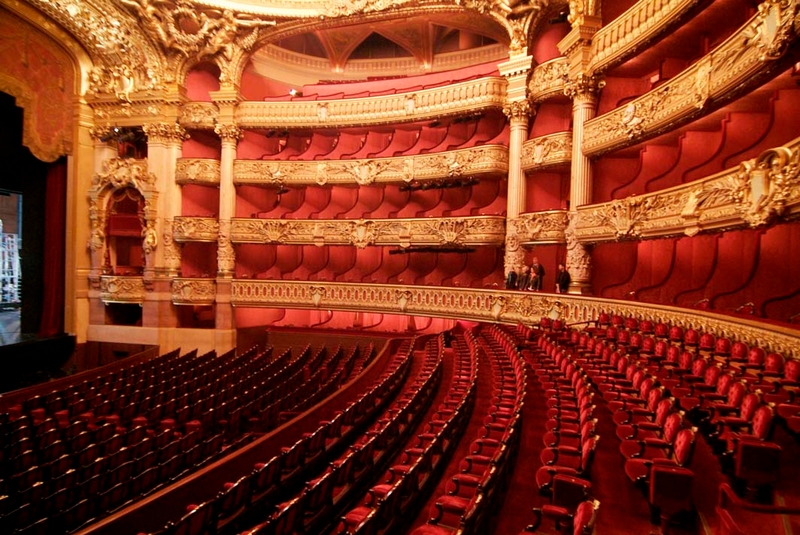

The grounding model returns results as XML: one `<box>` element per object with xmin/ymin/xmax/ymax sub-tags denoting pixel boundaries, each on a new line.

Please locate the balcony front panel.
<box><xmin>172</xmin><ymin>278</ymin><xmax>216</xmax><ymax>305</ymax></box>
<box><xmin>511</xmin><ymin>211</ymin><xmax>569</xmax><ymax>245</ymax></box>
<box><xmin>528</xmin><ymin>58</ymin><xmax>569</xmax><ymax>103</ymax></box>
<box><xmin>100</xmin><ymin>276</ymin><xmax>146</xmax><ymax>304</ymax></box>
<box><xmin>583</xmin><ymin>2</ymin><xmax>798</xmax><ymax>156</ymax></box>
<box><xmin>175</xmin><ymin>159</ymin><xmax>221</xmax><ymax>186</ymax></box>
<box><xmin>521</xmin><ymin>132</ymin><xmax>572</xmax><ymax>171</ymax></box>
<box><xmin>230</xmin><ymin>216</ymin><xmax>506</xmax><ymax>248</ymax></box>
<box><xmin>233</xmin><ymin>145</ymin><xmax>509</xmax><ymax>186</ymax></box>
<box><xmin>172</xmin><ymin>217</ymin><xmax>220</xmax><ymax>243</ymax></box>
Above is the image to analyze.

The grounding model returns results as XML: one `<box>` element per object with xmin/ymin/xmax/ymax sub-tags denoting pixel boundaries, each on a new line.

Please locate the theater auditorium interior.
<box><xmin>1</xmin><ymin>0</ymin><xmax>800</xmax><ymax>533</ymax></box>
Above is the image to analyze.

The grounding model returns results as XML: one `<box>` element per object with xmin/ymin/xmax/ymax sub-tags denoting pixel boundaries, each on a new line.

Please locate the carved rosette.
<box><xmin>529</xmin><ymin>58</ymin><xmax>569</xmax><ymax>103</ymax></box>
<box><xmin>217</xmin><ymin>220</ymin><xmax>235</xmax><ymax>275</ymax></box>
<box><xmin>214</xmin><ymin>124</ymin><xmax>243</xmax><ymax>143</ymax></box>
<box><xmin>100</xmin><ymin>275</ymin><xmax>146</xmax><ymax>303</ymax></box>
<box><xmin>142</xmin><ymin>122</ymin><xmax>188</xmax><ymax>144</ymax></box>
<box><xmin>180</xmin><ymin>102</ymin><xmax>219</xmax><ymax>128</ymax></box>
<box><xmin>229</xmin><ymin>216</ymin><xmax>505</xmax><ymax>247</ymax></box>
<box><xmin>521</xmin><ymin>132</ymin><xmax>572</xmax><ymax>170</ymax></box>
<box><xmin>175</xmin><ymin>159</ymin><xmax>221</xmax><ymax>186</ymax></box>
<box><xmin>172</xmin><ymin>217</ymin><xmax>220</xmax><ymax>242</ymax></box>
<box><xmin>583</xmin><ymin>1</ymin><xmax>798</xmax><ymax>156</ymax></box>
<box><xmin>172</xmin><ymin>279</ymin><xmax>216</xmax><ymax>305</ymax></box>
<box><xmin>233</xmin><ymin>146</ymin><xmax>509</xmax><ymax>186</ymax></box>
<box><xmin>512</xmin><ymin>211</ymin><xmax>569</xmax><ymax>244</ymax></box>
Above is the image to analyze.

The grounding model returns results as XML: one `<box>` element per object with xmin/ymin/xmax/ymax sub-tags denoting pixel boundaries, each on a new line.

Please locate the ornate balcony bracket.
<box><xmin>227</xmin><ymin>280</ymin><xmax>800</xmax><ymax>358</ymax></box>
<box><xmin>574</xmin><ymin>141</ymin><xmax>800</xmax><ymax>241</ymax></box>
<box><xmin>229</xmin><ymin>216</ymin><xmax>506</xmax><ymax>248</ymax></box>
<box><xmin>233</xmin><ymin>145</ymin><xmax>509</xmax><ymax>186</ymax></box>
<box><xmin>521</xmin><ymin>132</ymin><xmax>572</xmax><ymax>171</ymax></box>
<box><xmin>584</xmin><ymin>1</ymin><xmax>799</xmax><ymax>156</ymax></box>
<box><xmin>175</xmin><ymin>159</ymin><xmax>221</xmax><ymax>186</ymax></box>
<box><xmin>100</xmin><ymin>276</ymin><xmax>146</xmax><ymax>304</ymax></box>
<box><xmin>173</xmin><ymin>217</ymin><xmax>220</xmax><ymax>242</ymax></box>
<box><xmin>235</xmin><ymin>77</ymin><xmax>508</xmax><ymax>129</ymax></box>
<box><xmin>172</xmin><ymin>278</ymin><xmax>216</xmax><ymax>305</ymax></box>
<box><xmin>510</xmin><ymin>211</ymin><xmax>569</xmax><ymax>245</ymax></box>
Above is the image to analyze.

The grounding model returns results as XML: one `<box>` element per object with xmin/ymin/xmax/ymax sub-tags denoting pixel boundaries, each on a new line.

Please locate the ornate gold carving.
<box><xmin>142</xmin><ymin>122</ymin><xmax>188</xmax><ymax>143</ymax></box>
<box><xmin>528</xmin><ymin>58</ymin><xmax>569</xmax><ymax>103</ymax></box>
<box><xmin>217</xmin><ymin>219</ymin><xmax>235</xmax><ymax>275</ymax></box>
<box><xmin>502</xmin><ymin>99</ymin><xmax>531</xmax><ymax>120</ymax></box>
<box><xmin>175</xmin><ymin>159</ymin><xmax>221</xmax><ymax>186</ymax></box>
<box><xmin>230</xmin><ymin>216</ymin><xmax>506</xmax><ymax>247</ymax></box>
<box><xmin>511</xmin><ymin>211</ymin><xmax>569</xmax><ymax>244</ymax></box>
<box><xmin>584</xmin><ymin>1</ymin><xmax>799</xmax><ymax>156</ymax></box>
<box><xmin>172</xmin><ymin>217</ymin><xmax>220</xmax><ymax>242</ymax></box>
<box><xmin>172</xmin><ymin>278</ymin><xmax>215</xmax><ymax>305</ymax></box>
<box><xmin>235</xmin><ymin>77</ymin><xmax>508</xmax><ymax>129</ymax></box>
<box><xmin>214</xmin><ymin>123</ymin><xmax>243</xmax><ymax>142</ymax></box>
<box><xmin>566</xmin><ymin>212</ymin><xmax>591</xmax><ymax>282</ymax></box>
<box><xmin>180</xmin><ymin>102</ymin><xmax>219</xmax><ymax>128</ymax></box>
<box><xmin>563</xmin><ymin>72</ymin><xmax>605</xmax><ymax>100</ymax></box>
<box><xmin>100</xmin><ymin>275</ymin><xmax>146</xmax><ymax>303</ymax></box>
<box><xmin>92</xmin><ymin>158</ymin><xmax>156</xmax><ymax>190</ymax></box>
<box><xmin>234</xmin><ymin>146</ymin><xmax>508</xmax><ymax>186</ymax></box>
<box><xmin>575</xmin><ymin>139</ymin><xmax>800</xmax><ymax>241</ymax></box>
<box><xmin>521</xmin><ymin>132</ymin><xmax>572</xmax><ymax>170</ymax></box>
<box><xmin>162</xmin><ymin>219</ymin><xmax>181</xmax><ymax>270</ymax></box>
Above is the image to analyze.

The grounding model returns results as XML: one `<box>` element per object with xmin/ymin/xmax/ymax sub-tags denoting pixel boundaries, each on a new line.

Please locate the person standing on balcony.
<box><xmin>530</xmin><ymin>257</ymin><xmax>545</xmax><ymax>291</ymax></box>
<box><xmin>555</xmin><ymin>263</ymin><xmax>571</xmax><ymax>294</ymax></box>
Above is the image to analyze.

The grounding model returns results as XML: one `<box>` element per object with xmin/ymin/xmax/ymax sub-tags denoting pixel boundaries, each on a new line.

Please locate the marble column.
<box><xmin>503</xmin><ymin>101</ymin><xmax>531</xmax><ymax>276</ymax></box>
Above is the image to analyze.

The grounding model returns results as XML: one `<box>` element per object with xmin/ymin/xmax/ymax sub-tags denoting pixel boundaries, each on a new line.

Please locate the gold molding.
<box><xmin>528</xmin><ymin>57</ymin><xmax>569</xmax><ymax>103</ymax></box>
<box><xmin>175</xmin><ymin>159</ymin><xmax>221</xmax><ymax>186</ymax></box>
<box><xmin>233</xmin><ymin>145</ymin><xmax>509</xmax><ymax>186</ymax></box>
<box><xmin>583</xmin><ymin>0</ymin><xmax>798</xmax><ymax>156</ymax></box>
<box><xmin>100</xmin><ymin>276</ymin><xmax>146</xmax><ymax>304</ymax></box>
<box><xmin>173</xmin><ymin>217</ymin><xmax>220</xmax><ymax>242</ymax></box>
<box><xmin>510</xmin><ymin>211</ymin><xmax>569</xmax><ymax>245</ymax></box>
<box><xmin>235</xmin><ymin>76</ymin><xmax>508</xmax><ymax>129</ymax></box>
<box><xmin>521</xmin><ymin>131</ymin><xmax>572</xmax><ymax>171</ymax></box>
<box><xmin>229</xmin><ymin>216</ymin><xmax>506</xmax><ymax>248</ymax></box>
<box><xmin>172</xmin><ymin>278</ymin><xmax>216</xmax><ymax>305</ymax></box>
<box><xmin>589</xmin><ymin>0</ymin><xmax>704</xmax><ymax>73</ymax></box>
<box><xmin>222</xmin><ymin>279</ymin><xmax>800</xmax><ymax>358</ymax></box>
<box><xmin>574</xmin><ymin>139</ymin><xmax>800</xmax><ymax>241</ymax></box>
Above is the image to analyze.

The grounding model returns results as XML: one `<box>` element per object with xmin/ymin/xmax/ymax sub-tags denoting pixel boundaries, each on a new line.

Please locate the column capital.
<box><xmin>563</xmin><ymin>73</ymin><xmax>605</xmax><ymax>101</ymax></box>
<box><xmin>503</xmin><ymin>99</ymin><xmax>534</xmax><ymax>121</ymax></box>
<box><xmin>142</xmin><ymin>122</ymin><xmax>189</xmax><ymax>144</ymax></box>
<box><xmin>214</xmin><ymin>123</ymin><xmax>244</xmax><ymax>143</ymax></box>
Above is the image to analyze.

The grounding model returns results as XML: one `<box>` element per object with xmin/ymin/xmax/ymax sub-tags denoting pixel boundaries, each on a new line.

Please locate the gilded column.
<box><xmin>564</xmin><ymin>74</ymin><xmax>603</xmax><ymax>294</ymax></box>
<box><xmin>214</xmin><ymin>123</ymin><xmax>242</xmax><ymax>278</ymax></box>
<box><xmin>499</xmin><ymin>52</ymin><xmax>534</xmax><ymax>276</ymax></box>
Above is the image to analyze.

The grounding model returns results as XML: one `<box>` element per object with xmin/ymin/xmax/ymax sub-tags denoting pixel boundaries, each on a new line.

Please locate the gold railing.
<box><xmin>229</xmin><ymin>216</ymin><xmax>506</xmax><ymax>248</ymax></box>
<box><xmin>521</xmin><ymin>131</ymin><xmax>572</xmax><ymax>171</ymax></box>
<box><xmin>175</xmin><ymin>158</ymin><xmax>220</xmax><ymax>186</ymax></box>
<box><xmin>99</xmin><ymin>276</ymin><xmax>146</xmax><ymax>304</ymax></box>
<box><xmin>510</xmin><ymin>211</ymin><xmax>569</xmax><ymax>244</ymax></box>
<box><xmin>584</xmin><ymin>1</ymin><xmax>798</xmax><ymax>156</ymax></box>
<box><xmin>232</xmin><ymin>145</ymin><xmax>509</xmax><ymax>186</ymax></box>
<box><xmin>235</xmin><ymin>77</ymin><xmax>508</xmax><ymax>129</ymax></box>
<box><xmin>528</xmin><ymin>58</ymin><xmax>569</xmax><ymax>103</ymax></box>
<box><xmin>172</xmin><ymin>278</ymin><xmax>216</xmax><ymax>305</ymax></box>
<box><xmin>172</xmin><ymin>217</ymin><xmax>220</xmax><ymax>242</ymax></box>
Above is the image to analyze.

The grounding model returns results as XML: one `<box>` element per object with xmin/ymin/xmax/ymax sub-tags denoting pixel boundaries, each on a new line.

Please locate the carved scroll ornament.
<box><xmin>100</xmin><ymin>275</ymin><xmax>146</xmax><ymax>303</ymax></box>
<box><xmin>172</xmin><ymin>278</ymin><xmax>216</xmax><ymax>305</ymax></box>
<box><xmin>172</xmin><ymin>217</ymin><xmax>220</xmax><ymax>242</ymax></box>
<box><xmin>521</xmin><ymin>132</ymin><xmax>572</xmax><ymax>170</ymax></box>
<box><xmin>511</xmin><ymin>211</ymin><xmax>569</xmax><ymax>244</ymax></box>
<box><xmin>175</xmin><ymin>159</ymin><xmax>221</xmax><ymax>185</ymax></box>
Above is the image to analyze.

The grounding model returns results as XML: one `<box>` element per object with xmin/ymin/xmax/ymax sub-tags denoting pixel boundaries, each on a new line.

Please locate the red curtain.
<box><xmin>38</xmin><ymin>158</ymin><xmax>66</xmax><ymax>336</ymax></box>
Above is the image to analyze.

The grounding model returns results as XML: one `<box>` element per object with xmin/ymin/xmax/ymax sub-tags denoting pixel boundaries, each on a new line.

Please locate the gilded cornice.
<box><xmin>100</xmin><ymin>275</ymin><xmax>146</xmax><ymax>304</ymax></box>
<box><xmin>176</xmin><ymin>158</ymin><xmax>221</xmax><ymax>185</ymax></box>
<box><xmin>232</xmin><ymin>145</ymin><xmax>509</xmax><ymax>186</ymax></box>
<box><xmin>528</xmin><ymin>57</ymin><xmax>569</xmax><ymax>103</ymax></box>
<box><xmin>521</xmin><ymin>131</ymin><xmax>572</xmax><ymax>170</ymax></box>
<box><xmin>574</xmin><ymin>139</ymin><xmax>800</xmax><ymax>241</ymax></box>
<box><xmin>583</xmin><ymin>0</ymin><xmax>799</xmax><ymax>156</ymax></box>
<box><xmin>223</xmin><ymin>279</ymin><xmax>800</xmax><ymax>357</ymax></box>
<box><xmin>510</xmin><ymin>210</ymin><xmax>569</xmax><ymax>245</ymax></box>
<box><xmin>229</xmin><ymin>216</ymin><xmax>506</xmax><ymax>248</ymax></box>
<box><xmin>235</xmin><ymin>77</ymin><xmax>508</xmax><ymax>129</ymax></box>
<box><xmin>173</xmin><ymin>217</ymin><xmax>220</xmax><ymax>242</ymax></box>
<box><xmin>588</xmin><ymin>0</ymin><xmax>704</xmax><ymax>73</ymax></box>
<box><xmin>172</xmin><ymin>278</ymin><xmax>216</xmax><ymax>305</ymax></box>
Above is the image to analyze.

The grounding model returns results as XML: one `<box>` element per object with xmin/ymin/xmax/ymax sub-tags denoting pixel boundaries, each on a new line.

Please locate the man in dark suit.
<box><xmin>555</xmin><ymin>263</ymin><xmax>571</xmax><ymax>293</ymax></box>
<box><xmin>530</xmin><ymin>257</ymin><xmax>545</xmax><ymax>291</ymax></box>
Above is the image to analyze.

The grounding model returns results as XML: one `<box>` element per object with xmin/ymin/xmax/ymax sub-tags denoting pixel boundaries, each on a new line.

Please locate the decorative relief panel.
<box><xmin>583</xmin><ymin>0</ymin><xmax>798</xmax><ymax>156</ymax></box>
<box><xmin>236</xmin><ymin>77</ymin><xmax>507</xmax><ymax>129</ymax></box>
<box><xmin>172</xmin><ymin>278</ymin><xmax>216</xmax><ymax>305</ymax></box>
<box><xmin>521</xmin><ymin>132</ymin><xmax>572</xmax><ymax>170</ymax></box>
<box><xmin>172</xmin><ymin>217</ymin><xmax>220</xmax><ymax>242</ymax></box>
<box><xmin>233</xmin><ymin>145</ymin><xmax>508</xmax><ymax>186</ymax></box>
<box><xmin>229</xmin><ymin>216</ymin><xmax>506</xmax><ymax>248</ymax></box>
<box><xmin>176</xmin><ymin>159</ymin><xmax>221</xmax><ymax>186</ymax></box>
<box><xmin>225</xmin><ymin>280</ymin><xmax>800</xmax><ymax>358</ymax></box>
<box><xmin>179</xmin><ymin>102</ymin><xmax>219</xmax><ymax>129</ymax></box>
<box><xmin>100</xmin><ymin>276</ymin><xmax>146</xmax><ymax>304</ymax></box>
<box><xmin>575</xmin><ymin>140</ymin><xmax>800</xmax><ymax>241</ymax></box>
<box><xmin>528</xmin><ymin>58</ymin><xmax>569</xmax><ymax>103</ymax></box>
<box><xmin>511</xmin><ymin>211</ymin><xmax>569</xmax><ymax>244</ymax></box>
<box><xmin>589</xmin><ymin>0</ymin><xmax>704</xmax><ymax>73</ymax></box>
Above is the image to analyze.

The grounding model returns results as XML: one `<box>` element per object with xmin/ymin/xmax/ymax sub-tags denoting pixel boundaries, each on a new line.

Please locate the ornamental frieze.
<box><xmin>225</xmin><ymin>280</ymin><xmax>800</xmax><ymax>358</ymax></box>
<box><xmin>583</xmin><ymin>0</ymin><xmax>798</xmax><ymax>156</ymax></box>
<box><xmin>99</xmin><ymin>275</ymin><xmax>146</xmax><ymax>304</ymax></box>
<box><xmin>575</xmin><ymin>139</ymin><xmax>800</xmax><ymax>241</ymax></box>
<box><xmin>172</xmin><ymin>278</ymin><xmax>216</xmax><ymax>305</ymax></box>
<box><xmin>528</xmin><ymin>58</ymin><xmax>569</xmax><ymax>103</ymax></box>
<box><xmin>172</xmin><ymin>217</ymin><xmax>220</xmax><ymax>242</ymax></box>
<box><xmin>175</xmin><ymin>159</ymin><xmax>221</xmax><ymax>185</ymax></box>
<box><xmin>521</xmin><ymin>132</ymin><xmax>572</xmax><ymax>170</ymax></box>
<box><xmin>233</xmin><ymin>145</ymin><xmax>508</xmax><ymax>186</ymax></box>
<box><xmin>511</xmin><ymin>211</ymin><xmax>569</xmax><ymax>244</ymax></box>
<box><xmin>235</xmin><ymin>77</ymin><xmax>508</xmax><ymax>129</ymax></box>
<box><xmin>229</xmin><ymin>216</ymin><xmax>506</xmax><ymax>247</ymax></box>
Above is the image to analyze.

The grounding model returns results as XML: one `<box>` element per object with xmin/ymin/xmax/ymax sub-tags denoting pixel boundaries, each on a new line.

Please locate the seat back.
<box><xmin>573</xmin><ymin>499</ymin><xmax>600</xmax><ymax>535</ymax></box>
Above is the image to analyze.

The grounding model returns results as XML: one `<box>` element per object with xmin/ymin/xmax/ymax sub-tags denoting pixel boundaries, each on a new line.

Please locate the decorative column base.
<box><xmin>567</xmin><ymin>280</ymin><xmax>593</xmax><ymax>295</ymax></box>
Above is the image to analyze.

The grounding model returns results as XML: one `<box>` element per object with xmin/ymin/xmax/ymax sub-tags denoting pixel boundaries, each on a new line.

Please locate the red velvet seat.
<box><xmin>525</xmin><ymin>498</ymin><xmax>600</xmax><ymax>535</ymax></box>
